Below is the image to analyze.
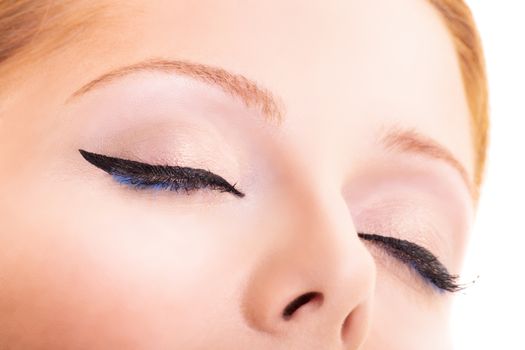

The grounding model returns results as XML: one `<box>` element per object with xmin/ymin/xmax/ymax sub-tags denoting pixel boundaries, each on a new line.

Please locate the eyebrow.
<box><xmin>68</xmin><ymin>58</ymin><xmax>285</xmax><ymax>123</ymax></box>
<box><xmin>69</xmin><ymin>59</ymin><xmax>475</xmax><ymax>200</ymax></box>
<box><xmin>380</xmin><ymin>127</ymin><xmax>476</xmax><ymax>200</ymax></box>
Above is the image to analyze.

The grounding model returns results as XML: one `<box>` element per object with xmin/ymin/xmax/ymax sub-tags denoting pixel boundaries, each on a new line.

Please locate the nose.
<box><xmin>241</xmin><ymin>179</ymin><xmax>376</xmax><ymax>349</ymax></box>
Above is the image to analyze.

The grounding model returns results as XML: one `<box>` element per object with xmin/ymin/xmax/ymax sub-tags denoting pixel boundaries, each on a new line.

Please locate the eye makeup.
<box><xmin>79</xmin><ymin>151</ymin><xmax>459</xmax><ymax>293</ymax></box>
<box><xmin>358</xmin><ymin>233</ymin><xmax>461</xmax><ymax>293</ymax></box>
<box><xmin>79</xmin><ymin>149</ymin><xmax>245</xmax><ymax>198</ymax></box>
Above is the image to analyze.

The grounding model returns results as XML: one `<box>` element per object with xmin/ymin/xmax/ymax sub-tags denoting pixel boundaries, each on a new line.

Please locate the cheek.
<box><xmin>363</xmin><ymin>269</ymin><xmax>453</xmax><ymax>350</ymax></box>
<box><xmin>0</xmin><ymin>180</ymin><xmax>250</xmax><ymax>347</ymax></box>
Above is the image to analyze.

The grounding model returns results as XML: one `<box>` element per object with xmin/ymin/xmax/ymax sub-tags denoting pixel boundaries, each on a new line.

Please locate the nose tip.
<box><xmin>241</xmin><ymin>250</ymin><xmax>374</xmax><ymax>347</ymax></box>
<box><xmin>240</xmin><ymin>179</ymin><xmax>375</xmax><ymax>347</ymax></box>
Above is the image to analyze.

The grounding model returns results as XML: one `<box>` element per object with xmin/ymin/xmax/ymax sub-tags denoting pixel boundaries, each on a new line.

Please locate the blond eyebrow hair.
<box><xmin>69</xmin><ymin>58</ymin><xmax>285</xmax><ymax>124</ymax></box>
<box><xmin>380</xmin><ymin>127</ymin><xmax>476</xmax><ymax>201</ymax></box>
<box><xmin>72</xmin><ymin>58</ymin><xmax>477</xmax><ymax>200</ymax></box>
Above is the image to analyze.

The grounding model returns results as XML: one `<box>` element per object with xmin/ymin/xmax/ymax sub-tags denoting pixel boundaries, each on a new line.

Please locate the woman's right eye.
<box><xmin>78</xmin><ymin>149</ymin><xmax>245</xmax><ymax>198</ymax></box>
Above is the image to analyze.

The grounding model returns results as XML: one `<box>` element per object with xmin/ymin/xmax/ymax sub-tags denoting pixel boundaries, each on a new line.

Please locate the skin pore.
<box><xmin>0</xmin><ymin>0</ymin><xmax>477</xmax><ymax>349</ymax></box>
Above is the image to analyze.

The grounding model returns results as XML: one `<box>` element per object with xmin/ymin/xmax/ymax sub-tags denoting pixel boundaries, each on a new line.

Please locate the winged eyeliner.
<box><xmin>358</xmin><ymin>233</ymin><xmax>462</xmax><ymax>293</ymax></box>
<box><xmin>78</xmin><ymin>149</ymin><xmax>245</xmax><ymax>198</ymax></box>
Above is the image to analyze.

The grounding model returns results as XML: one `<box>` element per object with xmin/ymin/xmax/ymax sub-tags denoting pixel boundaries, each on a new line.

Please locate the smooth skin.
<box><xmin>0</xmin><ymin>0</ymin><xmax>474</xmax><ymax>349</ymax></box>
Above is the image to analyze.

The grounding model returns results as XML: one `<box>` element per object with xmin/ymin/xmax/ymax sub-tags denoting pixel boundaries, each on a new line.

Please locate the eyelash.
<box><xmin>78</xmin><ymin>149</ymin><xmax>245</xmax><ymax>198</ymax></box>
<box><xmin>358</xmin><ymin>233</ymin><xmax>462</xmax><ymax>293</ymax></box>
<box><xmin>79</xmin><ymin>149</ymin><xmax>458</xmax><ymax>293</ymax></box>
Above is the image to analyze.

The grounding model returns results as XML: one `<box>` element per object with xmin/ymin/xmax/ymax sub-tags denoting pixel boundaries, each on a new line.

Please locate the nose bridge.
<box><xmin>280</xmin><ymin>184</ymin><xmax>363</xmax><ymax>288</ymax></box>
<box><xmin>240</xmin><ymin>170</ymin><xmax>376</xmax><ymax>348</ymax></box>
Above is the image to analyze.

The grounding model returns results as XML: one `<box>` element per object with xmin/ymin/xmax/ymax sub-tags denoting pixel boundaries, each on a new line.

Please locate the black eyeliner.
<box><xmin>358</xmin><ymin>233</ymin><xmax>462</xmax><ymax>293</ymax></box>
<box><xmin>78</xmin><ymin>149</ymin><xmax>245</xmax><ymax>198</ymax></box>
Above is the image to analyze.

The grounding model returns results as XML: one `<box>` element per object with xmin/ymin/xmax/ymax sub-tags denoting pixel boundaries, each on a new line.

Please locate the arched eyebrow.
<box><xmin>67</xmin><ymin>58</ymin><xmax>285</xmax><ymax>124</ymax></box>
<box><xmin>380</xmin><ymin>127</ymin><xmax>476</xmax><ymax>201</ymax></box>
<box><xmin>68</xmin><ymin>58</ymin><xmax>475</xmax><ymax>201</ymax></box>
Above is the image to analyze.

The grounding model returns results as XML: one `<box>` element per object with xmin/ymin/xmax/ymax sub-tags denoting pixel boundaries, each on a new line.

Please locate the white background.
<box><xmin>450</xmin><ymin>1</ymin><xmax>525</xmax><ymax>349</ymax></box>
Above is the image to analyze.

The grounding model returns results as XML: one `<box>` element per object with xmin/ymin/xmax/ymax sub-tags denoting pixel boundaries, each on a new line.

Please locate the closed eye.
<box><xmin>358</xmin><ymin>233</ymin><xmax>462</xmax><ymax>293</ymax></box>
<box><xmin>79</xmin><ymin>149</ymin><xmax>245</xmax><ymax>198</ymax></box>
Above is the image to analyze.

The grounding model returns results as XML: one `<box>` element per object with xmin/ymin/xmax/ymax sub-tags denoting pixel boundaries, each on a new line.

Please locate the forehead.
<box><xmin>10</xmin><ymin>0</ymin><xmax>473</xmax><ymax>182</ymax></box>
<box><xmin>101</xmin><ymin>0</ymin><xmax>472</xmax><ymax>176</ymax></box>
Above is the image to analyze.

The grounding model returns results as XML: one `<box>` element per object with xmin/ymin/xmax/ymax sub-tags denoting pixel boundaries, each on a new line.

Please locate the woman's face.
<box><xmin>0</xmin><ymin>0</ymin><xmax>475</xmax><ymax>349</ymax></box>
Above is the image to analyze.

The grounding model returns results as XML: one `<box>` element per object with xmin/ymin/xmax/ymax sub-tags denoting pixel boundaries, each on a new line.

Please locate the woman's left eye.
<box><xmin>79</xmin><ymin>149</ymin><xmax>245</xmax><ymax>198</ymax></box>
<box><xmin>358</xmin><ymin>233</ymin><xmax>462</xmax><ymax>294</ymax></box>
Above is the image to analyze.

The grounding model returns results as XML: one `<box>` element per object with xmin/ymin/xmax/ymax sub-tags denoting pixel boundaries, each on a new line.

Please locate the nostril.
<box><xmin>282</xmin><ymin>291</ymin><xmax>323</xmax><ymax>320</ymax></box>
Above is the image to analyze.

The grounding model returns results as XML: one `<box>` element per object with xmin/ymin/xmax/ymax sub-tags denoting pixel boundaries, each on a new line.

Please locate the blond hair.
<box><xmin>430</xmin><ymin>0</ymin><xmax>489</xmax><ymax>190</ymax></box>
<box><xmin>0</xmin><ymin>0</ymin><xmax>489</xmax><ymax>189</ymax></box>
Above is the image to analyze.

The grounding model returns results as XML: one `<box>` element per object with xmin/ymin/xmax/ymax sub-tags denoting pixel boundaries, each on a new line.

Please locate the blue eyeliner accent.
<box><xmin>111</xmin><ymin>173</ymin><xmax>174</xmax><ymax>191</ymax></box>
<box><xmin>112</xmin><ymin>174</ymin><xmax>135</xmax><ymax>186</ymax></box>
<box><xmin>407</xmin><ymin>261</ymin><xmax>446</xmax><ymax>294</ymax></box>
